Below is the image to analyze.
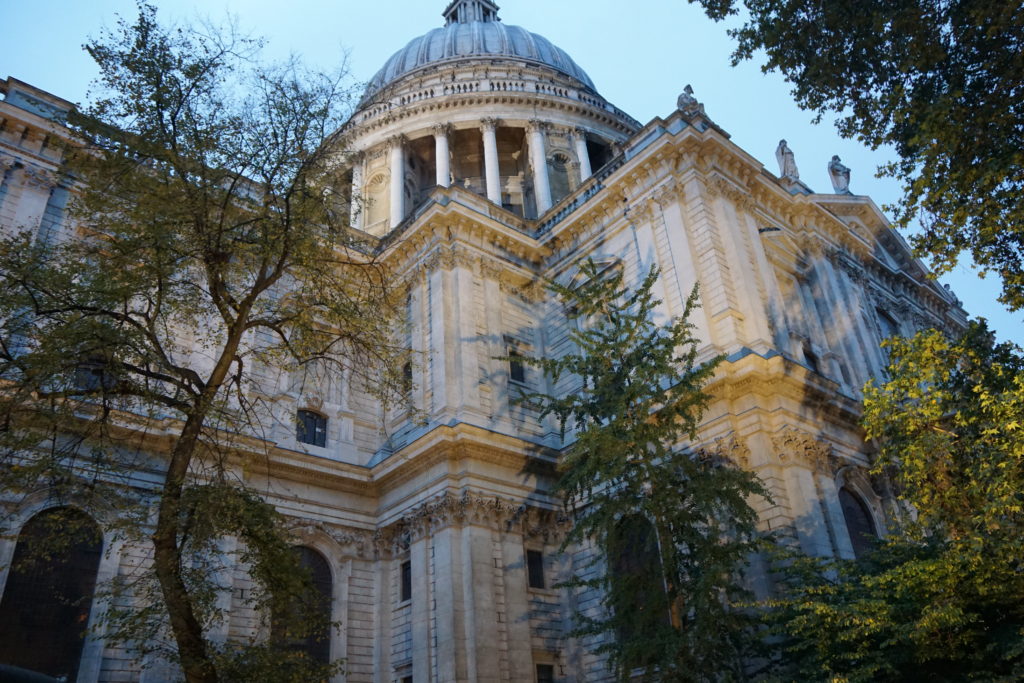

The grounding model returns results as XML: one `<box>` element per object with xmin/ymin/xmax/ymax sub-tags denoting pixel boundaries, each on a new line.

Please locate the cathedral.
<box><xmin>0</xmin><ymin>1</ymin><xmax>967</xmax><ymax>681</ymax></box>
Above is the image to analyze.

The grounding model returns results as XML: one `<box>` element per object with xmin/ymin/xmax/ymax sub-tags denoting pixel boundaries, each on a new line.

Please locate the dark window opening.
<box><xmin>509</xmin><ymin>353</ymin><xmax>525</xmax><ymax>384</ymax></box>
<box><xmin>536</xmin><ymin>663</ymin><xmax>555</xmax><ymax>683</ymax></box>
<box><xmin>507</xmin><ymin>339</ymin><xmax>526</xmax><ymax>384</ymax></box>
<box><xmin>297</xmin><ymin>409</ymin><xmax>327</xmax><ymax>447</ymax></box>
<box><xmin>400</xmin><ymin>559</ymin><xmax>412</xmax><ymax>602</ymax></box>
<box><xmin>272</xmin><ymin>546</ymin><xmax>333</xmax><ymax>667</ymax></box>
<box><xmin>401</xmin><ymin>677</ymin><xmax>413</xmax><ymax>683</ymax></box>
<box><xmin>0</xmin><ymin>507</ymin><xmax>103</xmax><ymax>681</ymax></box>
<box><xmin>802</xmin><ymin>342</ymin><xmax>820</xmax><ymax>373</ymax></box>
<box><xmin>839</xmin><ymin>488</ymin><xmax>877</xmax><ymax>558</ymax></box>
<box><xmin>74</xmin><ymin>355</ymin><xmax>117</xmax><ymax>392</ymax></box>
<box><xmin>526</xmin><ymin>549</ymin><xmax>545</xmax><ymax>589</ymax></box>
<box><xmin>586</xmin><ymin>138</ymin><xmax>613</xmax><ymax>173</ymax></box>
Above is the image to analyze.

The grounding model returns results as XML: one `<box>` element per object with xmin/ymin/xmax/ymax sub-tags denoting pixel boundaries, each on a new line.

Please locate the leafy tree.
<box><xmin>767</xmin><ymin>322</ymin><xmax>1024</xmax><ymax>682</ymax></box>
<box><xmin>520</xmin><ymin>261</ymin><xmax>768</xmax><ymax>681</ymax></box>
<box><xmin>689</xmin><ymin>0</ymin><xmax>1024</xmax><ymax>310</ymax></box>
<box><xmin>0</xmin><ymin>4</ymin><xmax>406</xmax><ymax>681</ymax></box>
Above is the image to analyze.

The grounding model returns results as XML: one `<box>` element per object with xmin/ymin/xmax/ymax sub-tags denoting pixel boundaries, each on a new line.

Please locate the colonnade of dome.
<box><xmin>338</xmin><ymin>0</ymin><xmax>639</xmax><ymax>235</ymax></box>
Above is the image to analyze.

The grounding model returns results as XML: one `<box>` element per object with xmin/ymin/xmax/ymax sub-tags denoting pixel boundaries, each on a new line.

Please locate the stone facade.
<box><xmin>0</xmin><ymin>1</ymin><xmax>967</xmax><ymax>681</ymax></box>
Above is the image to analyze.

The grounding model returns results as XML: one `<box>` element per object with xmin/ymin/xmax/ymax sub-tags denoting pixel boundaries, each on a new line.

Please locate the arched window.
<box><xmin>273</xmin><ymin>546</ymin><xmax>333</xmax><ymax>666</ymax></box>
<box><xmin>0</xmin><ymin>507</ymin><xmax>102</xmax><ymax>680</ymax></box>
<box><xmin>607</xmin><ymin>515</ymin><xmax>670</xmax><ymax>657</ymax></box>
<box><xmin>297</xmin><ymin>409</ymin><xmax>328</xmax><ymax>447</ymax></box>
<box><xmin>839</xmin><ymin>487</ymin><xmax>877</xmax><ymax>557</ymax></box>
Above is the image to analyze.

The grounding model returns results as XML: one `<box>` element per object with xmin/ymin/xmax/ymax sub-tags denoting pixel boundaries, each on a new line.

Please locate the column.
<box><xmin>349</xmin><ymin>152</ymin><xmax>364</xmax><ymax>230</ymax></box>
<box><xmin>388</xmin><ymin>136</ymin><xmax>405</xmax><ymax>229</ymax></box>
<box><xmin>481</xmin><ymin>118</ymin><xmax>501</xmax><ymax>204</ymax></box>
<box><xmin>433</xmin><ymin>124</ymin><xmax>451</xmax><ymax>188</ymax></box>
<box><xmin>527</xmin><ymin>119</ymin><xmax>553</xmax><ymax>214</ymax></box>
<box><xmin>574</xmin><ymin>126</ymin><xmax>592</xmax><ymax>180</ymax></box>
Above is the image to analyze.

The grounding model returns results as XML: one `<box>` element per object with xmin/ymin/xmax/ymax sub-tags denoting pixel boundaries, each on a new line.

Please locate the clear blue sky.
<box><xmin>3</xmin><ymin>0</ymin><xmax>1020</xmax><ymax>343</ymax></box>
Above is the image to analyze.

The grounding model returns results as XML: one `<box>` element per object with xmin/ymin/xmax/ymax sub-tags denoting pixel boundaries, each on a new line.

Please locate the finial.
<box><xmin>443</xmin><ymin>0</ymin><xmax>501</xmax><ymax>25</ymax></box>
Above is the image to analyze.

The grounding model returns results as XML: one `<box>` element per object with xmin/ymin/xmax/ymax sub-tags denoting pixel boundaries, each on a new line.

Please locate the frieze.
<box><xmin>771</xmin><ymin>426</ymin><xmax>836</xmax><ymax>474</ymax></box>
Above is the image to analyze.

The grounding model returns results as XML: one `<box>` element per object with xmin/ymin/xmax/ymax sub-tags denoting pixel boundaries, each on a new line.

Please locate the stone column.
<box><xmin>527</xmin><ymin>120</ymin><xmax>553</xmax><ymax>214</ymax></box>
<box><xmin>433</xmin><ymin>124</ymin><xmax>451</xmax><ymax>188</ymax></box>
<box><xmin>388</xmin><ymin>136</ymin><xmax>406</xmax><ymax>229</ymax></box>
<box><xmin>481</xmin><ymin>118</ymin><xmax>502</xmax><ymax>204</ymax></box>
<box><xmin>574</xmin><ymin>127</ymin><xmax>593</xmax><ymax>180</ymax></box>
<box><xmin>349</xmin><ymin>152</ymin><xmax>364</xmax><ymax>230</ymax></box>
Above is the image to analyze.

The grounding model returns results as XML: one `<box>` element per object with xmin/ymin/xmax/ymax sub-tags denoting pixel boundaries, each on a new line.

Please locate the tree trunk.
<box><xmin>152</xmin><ymin>409</ymin><xmax>218</xmax><ymax>683</ymax></box>
<box><xmin>150</xmin><ymin>317</ymin><xmax>249</xmax><ymax>683</ymax></box>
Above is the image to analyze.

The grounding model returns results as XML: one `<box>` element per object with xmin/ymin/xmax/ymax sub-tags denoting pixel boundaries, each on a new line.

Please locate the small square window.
<box><xmin>536</xmin><ymin>663</ymin><xmax>555</xmax><ymax>683</ymax></box>
<box><xmin>526</xmin><ymin>549</ymin><xmax>545</xmax><ymax>589</ymax></box>
<box><xmin>401</xmin><ymin>677</ymin><xmax>413</xmax><ymax>683</ymax></box>
<box><xmin>400</xmin><ymin>560</ymin><xmax>412</xmax><ymax>602</ymax></box>
<box><xmin>297</xmin><ymin>409</ymin><xmax>327</xmax><ymax>447</ymax></box>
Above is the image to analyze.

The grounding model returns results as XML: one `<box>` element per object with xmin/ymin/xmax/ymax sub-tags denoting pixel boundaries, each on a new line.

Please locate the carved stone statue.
<box><xmin>828</xmin><ymin>155</ymin><xmax>851</xmax><ymax>193</ymax></box>
<box><xmin>775</xmin><ymin>139</ymin><xmax>799</xmax><ymax>179</ymax></box>
<box><xmin>676</xmin><ymin>84</ymin><xmax>705</xmax><ymax>116</ymax></box>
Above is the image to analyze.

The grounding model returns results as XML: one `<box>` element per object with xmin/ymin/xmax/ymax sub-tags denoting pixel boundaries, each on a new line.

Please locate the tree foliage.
<box><xmin>767</xmin><ymin>322</ymin><xmax>1024</xmax><ymax>682</ymax></box>
<box><xmin>690</xmin><ymin>0</ymin><xmax>1024</xmax><ymax>310</ymax></box>
<box><xmin>0</xmin><ymin>3</ymin><xmax>406</xmax><ymax>681</ymax></box>
<box><xmin>520</xmin><ymin>261</ymin><xmax>768</xmax><ymax>681</ymax></box>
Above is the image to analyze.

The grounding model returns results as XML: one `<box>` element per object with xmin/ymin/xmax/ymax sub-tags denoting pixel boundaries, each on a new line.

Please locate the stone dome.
<box><xmin>361</xmin><ymin>1</ymin><xmax>597</xmax><ymax>103</ymax></box>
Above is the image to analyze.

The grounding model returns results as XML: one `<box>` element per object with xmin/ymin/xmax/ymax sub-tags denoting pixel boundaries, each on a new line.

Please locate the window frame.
<box><xmin>526</xmin><ymin>548</ymin><xmax>546</xmax><ymax>590</ymax></box>
<box><xmin>296</xmin><ymin>408</ymin><xmax>328</xmax><ymax>448</ymax></box>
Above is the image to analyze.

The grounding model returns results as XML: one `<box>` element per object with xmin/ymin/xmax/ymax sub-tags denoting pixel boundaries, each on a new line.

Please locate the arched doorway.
<box><xmin>0</xmin><ymin>507</ymin><xmax>103</xmax><ymax>680</ymax></box>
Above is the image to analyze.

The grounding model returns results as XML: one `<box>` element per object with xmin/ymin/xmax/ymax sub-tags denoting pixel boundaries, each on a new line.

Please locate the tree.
<box><xmin>520</xmin><ymin>261</ymin><xmax>768</xmax><ymax>681</ymax></box>
<box><xmin>689</xmin><ymin>0</ymin><xmax>1024</xmax><ymax>310</ymax></box>
<box><xmin>0</xmin><ymin>4</ymin><xmax>407</xmax><ymax>681</ymax></box>
<box><xmin>767</xmin><ymin>322</ymin><xmax>1024</xmax><ymax>681</ymax></box>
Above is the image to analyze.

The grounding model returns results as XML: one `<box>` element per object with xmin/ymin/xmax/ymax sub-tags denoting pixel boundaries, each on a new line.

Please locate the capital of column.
<box><xmin>526</xmin><ymin>119</ymin><xmax>549</xmax><ymax>135</ymax></box>
<box><xmin>385</xmin><ymin>134</ymin><xmax>406</xmax><ymax>152</ymax></box>
<box><xmin>480</xmin><ymin>117</ymin><xmax>501</xmax><ymax>132</ymax></box>
<box><xmin>573</xmin><ymin>126</ymin><xmax>589</xmax><ymax>138</ymax></box>
<box><xmin>432</xmin><ymin>123</ymin><xmax>452</xmax><ymax>138</ymax></box>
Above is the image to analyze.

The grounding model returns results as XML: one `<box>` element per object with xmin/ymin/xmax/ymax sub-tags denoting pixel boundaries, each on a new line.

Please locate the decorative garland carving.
<box><xmin>771</xmin><ymin>426</ymin><xmax>836</xmax><ymax>474</ymax></box>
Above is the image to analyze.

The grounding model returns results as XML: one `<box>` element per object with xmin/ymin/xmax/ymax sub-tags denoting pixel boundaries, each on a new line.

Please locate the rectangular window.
<box><xmin>526</xmin><ymin>549</ymin><xmax>545</xmax><ymax>589</ymax></box>
<box><xmin>536</xmin><ymin>663</ymin><xmax>555</xmax><ymax>683</ymax></box>
<box><xmin>400</xmin><ymin>560</ymin><xmax>412</xmax><ymax>602</ymax></box>
<box><xmin>507</xmin><ymin>341</ymin><xmax>526</xmax><ymax>384</ymax></box>
<box><xmin>297</xmin><ymin>409</ymin><xmax>327</xmax><ymax>447</ymax></box>
<box><xmin>401</xmin><ymin>677</ymin><xmax>413</xmax><ymax>683</ymax></box>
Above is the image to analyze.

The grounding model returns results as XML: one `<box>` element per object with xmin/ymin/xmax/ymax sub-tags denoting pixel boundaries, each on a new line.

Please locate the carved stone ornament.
<box><xmin>771</xmin><ymin>426</ymin><xmax>836</xmax><ymax>474</ymax></box>
<box><xmin>373</xmin><ymin>492</ymin><xmax>562</xmax><ymax>556</ymax></box>
<box><xmin>22</xmin><ymin>166</ymin><xmax>56</xmax><ymax>189</ymax></box>
<box><xmin>775</xmin><ymin>139</ymin><xmax>799</xmax><ymax>180</ymax></box>
<box><xmin>288</xmin><ymin>520</ymin><xmax>375</xmax><ymax>559</ymax></box>
<box><xmin>711</xmin><ymin>434</ymin><xmax>751</xmax><ymax>469</ymax></box>
<box><xmin>676</xmin><ymin>84</ymin><xmax>705</xmax><ymax>116</ymax></box>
